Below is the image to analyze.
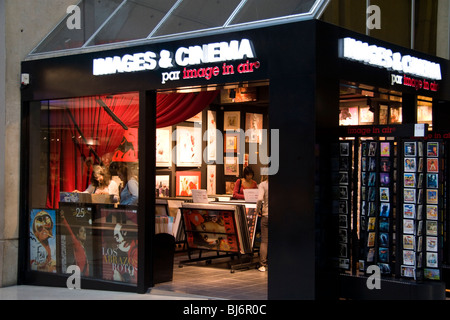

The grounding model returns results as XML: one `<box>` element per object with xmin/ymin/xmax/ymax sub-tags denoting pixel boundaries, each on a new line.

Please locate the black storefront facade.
<box><xmin>18</xmin><ymin>19</ymin><xmax>450</xmax><ymax>300</ymax></box>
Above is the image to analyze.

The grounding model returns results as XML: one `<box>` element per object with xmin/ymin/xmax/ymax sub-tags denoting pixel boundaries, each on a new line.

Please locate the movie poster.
<box><xmin>182</xmin><ymin>209</ymin><xmax>239</xmax><ymax>253</ymax></box>
<box><xmin>30</xmin><ymin>209</ymin><xmax>57</xmax><ymax>273</ymax></box>
<box><xmin>100</xmin><ymin>207</ymin><xmax>138</xmax><ymax>284</ymax></box>
<box><xmin>58</xmin><ymin>203</ymin><xmax>94</xmax><ymax>276</ymax></box>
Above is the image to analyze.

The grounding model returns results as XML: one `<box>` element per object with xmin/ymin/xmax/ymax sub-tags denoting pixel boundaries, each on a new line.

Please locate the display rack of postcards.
<box><xmin>400</xmin><ymin>140</ymin><xmax>443</xmax><ymax>280</ymax></box>
<box><xmin>332</xmin><ymin>141</ymin><xmax>353</xmax><ymax>270</ymax></box>
<box><xmin>359</xmin><ymin>140</ymin><xmax>396</xmax><ymax>275</ymax></box>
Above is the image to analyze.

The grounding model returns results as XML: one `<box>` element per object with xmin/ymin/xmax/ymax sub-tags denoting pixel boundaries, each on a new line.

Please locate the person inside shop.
<box><xmin>74</xmin><ymin>165</ymin><xmax>119</xmax><ymax>202</ymax></box>
<box><xmin>256</xmin><ymin>174</ymin><xmax>269</xmax><ymax>272</ymax></box>
<box><xmin>117</xmin><ymin>162</ymin><xmax>139</xmax><ymax>206</ymax></box>
<box><xmin>232</xmin><ymin>166</ymin><xmax>258</xmax><ymax>200</ymax></box>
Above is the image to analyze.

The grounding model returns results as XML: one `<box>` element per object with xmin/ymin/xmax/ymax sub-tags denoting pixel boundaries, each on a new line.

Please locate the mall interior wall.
<box><xmin>0</xmin><ymin>0</ymin><xmax>75</xmax><ymax>288</ymax></box>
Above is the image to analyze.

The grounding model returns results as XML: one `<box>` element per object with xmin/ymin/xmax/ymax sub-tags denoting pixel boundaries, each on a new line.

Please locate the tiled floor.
<box><xmin>155</xmin><ymin>251</ymin><xmax>268</xmax><ymax>300</ymax></box>
<box><xmin>0</xmin><ymin>250</ymin><xmax>267</xmax><ymax>300</ymax></box>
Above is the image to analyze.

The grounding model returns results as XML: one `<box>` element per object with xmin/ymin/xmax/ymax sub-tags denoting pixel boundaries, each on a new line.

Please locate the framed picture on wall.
<box><xmin>156</xmin><ymin>127</ymin><xmax>172</xmax><ymax>167</ymax></box>
<box><xmin>359</xmin><ymin>106</ymin><xmax>374</xmax><ymax>124</ymax></box>
<box><xmin>245</xmin><ymin>113</ymin><xmax>263</xmax><ymax>143</ymax></box>
<box><xmin>176</xmin><ymin>171</ymin><xmax>201</xmax><ymax>196</ymax></box>
<box><xmin>224</xmin><ymin>156</ymin><xmax>239</xmax><ymax>176</ymax></box>
<box><xmin>176</xmin><ymin>126</ymin><xmax>202</xmax><ymax>167</ymax></box>
<box><xmin>207</xmin><ymin>110</ymin><xmax>217</xmax><ymax>162</ymax></box>
<box><xmin>156</xmin><ymin>175</ymin><xmax>170</xmax><ymax>197</ymax></box>
<box><xmin>207</xmin><ymin>165</ymin><xmax>216</xmax><ymax>195</ymax></box>
<box><xmin>224</xmin><ymin>131</ymin><xmax>240</xmax><ymax>153</ymax></box>
<box><xmin>224</xmin><ymin>111</ymin><xmax>240</xmax><ymax>130</ymax></box>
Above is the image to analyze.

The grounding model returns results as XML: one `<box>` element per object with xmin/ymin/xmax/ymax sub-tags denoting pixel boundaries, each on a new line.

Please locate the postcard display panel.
<box><xmin>333</xmin><ymin>141</ymin><xmax>353</xmax><ymax>270</ymax></box>
<box><xmin>400</xmin><ymin>140</ymin><xmax>443</xmax><ymax>281</ymax></box>
<box><xmin>359</xmin><ymin>141</ymin><xmax>396</xmax><ymax>275</ymax></box>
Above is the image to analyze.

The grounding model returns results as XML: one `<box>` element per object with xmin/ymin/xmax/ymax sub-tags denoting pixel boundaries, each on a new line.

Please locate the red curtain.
<box><xmin>156</xmin><ymin>91</ymin><xmax>218</xmax><ymax>128</ymax></box>
<box><xmin>46</xmin><ymin>90</ymin><xmax>218</xmax><ymax>208</ymax></box>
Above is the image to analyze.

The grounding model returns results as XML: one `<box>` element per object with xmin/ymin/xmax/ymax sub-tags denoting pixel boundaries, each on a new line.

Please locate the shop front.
<box><xmin>19</xmin><ymin>19</ymin><xmax>450</xmax><ymax>299</ymax></box>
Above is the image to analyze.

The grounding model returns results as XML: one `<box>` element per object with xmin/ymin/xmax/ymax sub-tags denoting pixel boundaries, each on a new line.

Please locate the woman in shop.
<box><xmin>74</xmin><ymin>165</ymin><xmax>119</xmax><ymax>202</ymax></box>
<box><xmin>117</xmin><ymin>162</ymin><xmax>139</xmax><ymax>206</ymax></box>
<box><xmin>232</xmin><ymin>166</ymin><xmax>258</xmax><ymax>199</ymax></box>
<box><xmin>257</xmin><ymin>174</ymin><xmax>269</xmax><ymax>272</ymax></box>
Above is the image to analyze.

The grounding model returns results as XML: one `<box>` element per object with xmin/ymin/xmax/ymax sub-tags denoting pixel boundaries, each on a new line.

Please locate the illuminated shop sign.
<box><xmin>340</xmin><ymin>37</ymin><xmax>442</xmax><ymax>80</ymax></box>
<box><xmin>92</xmin><ymin>38</ymin><xmax>260</xmax><ymax>84</ymax></box>
<box><xmin>340</xmin><ymin>37</ymin><xmax>442</xmax><ymax>89</ymax></box>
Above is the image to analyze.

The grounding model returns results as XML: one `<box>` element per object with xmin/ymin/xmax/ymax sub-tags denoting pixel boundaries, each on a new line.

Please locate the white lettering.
<box><xmin>93</xmin><ymin>52</ymin><xmax>158</xmax><ymax>75</ymax></box>
<box><xmin>93</xmin><ymin>39</ymin><xmax>256</xmax><ymax>76</ymax></box>
<box><xmin>340</xmin><ymin>37</ymin><xmax>442</xmax><ymax>80</ymax></box>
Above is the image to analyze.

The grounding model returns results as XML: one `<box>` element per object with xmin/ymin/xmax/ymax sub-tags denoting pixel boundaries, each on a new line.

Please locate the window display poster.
<box><xmin>101</xmin><ymin>208</ymin><xmax>138</xmax><ymax>284</ymax></box>
<box><xmin>30</xmin><ymin>209</ymin><xmax>57</xmax><ymax>273</ymax></box>
<box><xmin>58</xmin><ymin>203</ymin><xmax>94</xmax><ymax>276</ymax></box>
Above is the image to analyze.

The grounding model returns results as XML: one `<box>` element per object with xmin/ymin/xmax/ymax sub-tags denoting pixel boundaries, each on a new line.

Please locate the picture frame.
<box><xmin>224</xmin><ymin>131</ymin><xmax>240</xmax><ymax>153</ymax></box>
<box><xmin>224</xmin><ymin>156</ymin><xmax>239</xmax><ymax>176</ymax></box>
<box><xmin>176</xmin><ymin>171</ymin><xmax>201</xmax><ymax>196</ymax></box>
<box><xmin>224</xmin><ymin>111</ymin><xmax>240</xmax><ymax>131</ymax></box>
<box><xmin>207</xmin><ymin>110</ymin><xmax>217</xmax><ymax>162</ymax></box>
<box><xmin>155</xmin><ymin>175</ymin><xmax>170</xmax><ymax>197</ymax></box>
<box><xmin>245</xmin><ymin>112</ymin><xmax>263</xmax><ymax>143</ymax></box>
<box><xmin>176</xmin><ymin>126</ymin><xmax>202</xmax><ymax>167</ymax></box>
<box><xmin>207</xmin><ymin>165</ymin><xmax>216</xmax><ymax>195</ymax></box>
<box><xmin>156</xmin><ymin>127</ymin><xmax>172</xmax><ymax>167</ymax></box>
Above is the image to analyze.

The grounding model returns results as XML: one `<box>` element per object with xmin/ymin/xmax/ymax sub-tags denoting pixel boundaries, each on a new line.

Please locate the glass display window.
<box><xmin>27</xmin><ymin>92</ymin><xmax>139</xmax><ymax>285</ymax></box>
